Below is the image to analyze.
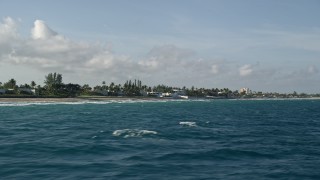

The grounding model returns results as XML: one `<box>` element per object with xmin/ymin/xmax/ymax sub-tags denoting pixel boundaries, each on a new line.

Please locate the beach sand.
<box><xmin>1</xmin><ymin>96</ymin><xmax>319</xmax><ymax>103</ymax></box>
<box><xmin>0</xmin><ymin>97</ymin><xmax>161</xmax><ymax>103</ymax></box>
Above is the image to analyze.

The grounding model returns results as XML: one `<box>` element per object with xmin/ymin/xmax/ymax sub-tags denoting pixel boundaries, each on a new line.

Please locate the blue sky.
<box><xmin>0</xmin><ymin>0</ymin><xmax>319</xmax><ymax>93</ymax></box>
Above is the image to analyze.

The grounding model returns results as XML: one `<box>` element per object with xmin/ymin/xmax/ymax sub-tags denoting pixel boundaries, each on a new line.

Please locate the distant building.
<box><xmin>19</xmin><ymin>88</ymin><xmax>36</xmax><ymax>95</ymax></box>
<box><xmin>240</xmin><ymin>88</ymin><xmax>251</xmax><ymax>94</ymax></box>
<box><xmin>94</xmin><ymin>89</ymin><xmax>109</xmax><ymax>96</ymax></box>
<box><xmin>162</xmin><ymin>92</ymin><xmax>171</xmax><ymax>97</ymax></box>
<box><xmin>172</xmin><ymin>89</ymin><xmax>188</xmax><ymax>99</ymax></box>
<box><xmin>0</xmin><ymin>89</ymin><xmax>5</xmax><ymax>94</ymax></box>
<box><xmin>140</xmin><ymin>90</ymin><xmax>148</xmax><ymax>97</ymax></box>
<box><xmin>117</xmin><ymin>90</ymin><xmax>124</xmax><ymax>96</ymax></box>
<box><xmin>148</xmin><ymin>91</ymin><xmax>163</xmax><ymax>98</ymax></box>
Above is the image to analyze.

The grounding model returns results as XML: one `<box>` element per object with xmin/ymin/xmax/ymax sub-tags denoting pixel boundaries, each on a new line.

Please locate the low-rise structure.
<box><xmin>0</xmin><ymin>89</ymin><xmax>6</xmax><ymax>94</ymax></box>
<box><xmin>240</xmin><ymin>88</ymin><xmax>251</xmax><ymax>95</ymax></box>
<box><xmin>19</xmin><ymin>88</ymin><xmax>36</xmax><ymax>95</ymax></box>
<box><xmin>94</xmin><ymin>89</ymin><xmax>109</xmax><ymax>96</ymax></box>
<box><xmin>148</xmin><ymin>91</ymin><xmax>163</xmax><ymax>98</ymax></box>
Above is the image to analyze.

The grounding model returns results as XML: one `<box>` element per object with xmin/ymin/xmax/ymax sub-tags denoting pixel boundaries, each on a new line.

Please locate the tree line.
<box><xmin>0</xmin><ymin>72</ymin><xmax>233</xmax><ymax>97</ymax></box>
<box><xmin>1</xmin><ymin>72</ymin><xmax>319</xmax><ymax>98</ymax></box>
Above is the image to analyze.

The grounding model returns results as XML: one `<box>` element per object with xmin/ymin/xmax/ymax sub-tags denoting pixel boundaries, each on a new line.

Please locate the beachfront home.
<box><xmin>94</xmin><ymin>89</ymin><xmax>109</xmax><ymax>96</ymax></box>
<box><xmin>19</xmin><ymin>88</ymin><xmax>36</xmax><ymax>95</ymax></box>
<box><xmin>117</xmin><ymin>90</ymin><xmax>124</xmax><ymax>96</ymax></box>
<box><xmin>162</xmin><ymin>92</ymin><xmax>171</xmax><ymax>97</ymax></box>
<box><xmin>240</xmin><ymin>88</ymin><xmax>251</xmax><ymax>95</ymax></box>
<box><xmin>140</xmin><ymin>90</ymin><xmax>148</xmax><ymax>97</ymax></box>
<box><xmin>172</xmin><ymin>89</ymin><xmax>188</xmax><ymax>99</ymax></box>
<box><xmin>148</xmin><ymin>91</ymin><xmax>163</xmax><ymax>98</ymax></box>
<box><xmin>0</xmin><ymin>89</ymin><xmax>5</xmax><ymax>94</ymax></box>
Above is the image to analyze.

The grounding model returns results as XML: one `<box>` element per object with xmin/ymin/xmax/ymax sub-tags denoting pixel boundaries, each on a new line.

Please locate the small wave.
<box><xmin>0</xmin><ymin>101</ymin><xmax>115</xmax><ymax>106</ymax></box>
<box><xmin>0</xmin><ymin>102</ymin><xmax>60</xmax><ymax>106</ymax></box>
<box><xmin>0</xmin><ymin>103</ymin><xmax>29</xmax><ymax>107</ymax></box>
<box><xmin>112</xmin><ymin>129</ymin><xmax>158</xmax><ymax>138</ymax></box>
<box><xmin>179</xmin><ymin>121</ymin><xmax>197</xmax><ymax>127</ymax></box>
<box><xmin>0</xmin><ymin>98</ymin><xmax>212</xmax><ymax>107</ymax></box>
<box><xmin>0</xmin><ymin>101</ymin><xmax>89</xmax><ymax>106</ymax></box>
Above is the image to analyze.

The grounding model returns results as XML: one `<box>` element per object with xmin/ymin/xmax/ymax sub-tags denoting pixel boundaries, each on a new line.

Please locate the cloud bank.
<box><xmin>0</xmin><ymin>17</ymin><xmax>319</xmax><ymax>93</ymax></box>
<box><xmin>239</xmin><ymin>64</ymin><xmax>253</xmax><ymax>77</ymax></box>
<box><xmin>0</xmin><ymin>17</ymin><xmax>228</xmax><ymax>86</ymax></box>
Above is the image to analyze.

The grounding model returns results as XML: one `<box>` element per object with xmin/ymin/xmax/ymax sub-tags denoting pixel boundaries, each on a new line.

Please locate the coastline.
<box><xmin>1</xmin><ymin>96</ymin><xmax>320</xmax><ymax>103</ymax></box>
<box><xmin>0</xmin><ymin>96</ymin><xmax>162</xmax><ymax>103</ymax></box>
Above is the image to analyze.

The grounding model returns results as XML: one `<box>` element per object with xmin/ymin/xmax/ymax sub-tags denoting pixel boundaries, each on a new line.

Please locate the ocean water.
<box><xmin>1</xmin><ymin>99</ymin><xmax>320</xmax><ymax>179</ymax></box>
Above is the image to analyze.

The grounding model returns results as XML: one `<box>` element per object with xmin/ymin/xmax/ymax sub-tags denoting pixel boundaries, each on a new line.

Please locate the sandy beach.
<box><xmin>1</xmin><ymin>96</ymin><xmax>319</xmax><ymax>103</ymax></box>
<box><xmin>0</xmin><ymin>97</ymin><xmax>162</xmax><ymax>103</ymax></box>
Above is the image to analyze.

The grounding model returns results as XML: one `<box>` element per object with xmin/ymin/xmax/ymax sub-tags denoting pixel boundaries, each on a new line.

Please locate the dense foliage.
<box><xmin>0</xmin><ymin>73</ymin><xmax>319</xmax><ymax>98</ymax></box>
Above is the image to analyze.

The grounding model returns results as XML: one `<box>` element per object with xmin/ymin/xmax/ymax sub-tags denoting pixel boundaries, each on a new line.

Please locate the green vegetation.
<box><xmin>0</xmin><ymin>73</ymin><xmax>319</xmax><ymax>98</ymax></box>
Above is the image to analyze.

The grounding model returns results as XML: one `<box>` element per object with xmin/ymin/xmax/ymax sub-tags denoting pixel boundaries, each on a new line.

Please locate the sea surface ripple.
<box><xmin>1</xmin><ymin>99</ymin><xmax>320</xmax><ymax>179</ymax></box>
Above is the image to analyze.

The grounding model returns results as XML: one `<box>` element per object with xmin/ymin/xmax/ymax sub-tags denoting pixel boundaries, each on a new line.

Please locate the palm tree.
<box><xmin>9</xmin><ymin>78</ymin><xmax>16</xmax><ymax>88</ymax></box>
<box><xmin>44</xmin><ymin>72</ymin><xmax>63</xmax><ymax>95</ymax></box>
<box><xmin>102</xmin><ymin>81</ymin><xmax>108</xmax><ymax>91</ymax></box>
<box><xmin>109</xmin><ymin>82</ymin><xmax>115</xmax><ymax>92</ymax></box>
<box><xmin>31</xmin><ymin>81</ymin><xmax>36</xmax><ymax>88</ymax></box>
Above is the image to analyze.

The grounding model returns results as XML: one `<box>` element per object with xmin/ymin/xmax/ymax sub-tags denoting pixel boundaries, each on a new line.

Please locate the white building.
<box><xmin>172</xmin><ymin>89</ymin><xmax>188</xmax><ymax>99</ymax></box>
<box><xmin>147</xmin><ymin>91</ymin><xmax>163</xmax><ymax>98</ymax></box>
<box><xmin>240</xmin><ymin>88</ymin><xmax>251</xmax><ymax>94</ymax></box>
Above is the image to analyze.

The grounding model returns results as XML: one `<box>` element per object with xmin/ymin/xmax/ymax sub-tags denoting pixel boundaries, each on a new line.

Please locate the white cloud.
<box><xmin>239</xmin><ymin>64</ymin><xmax>253</xmax><ymax>76</ymax></box>
<box><xmin>31</xmin><ymin>20</ymin><xmax>58</xmax><ymax>40</ymax></box>
<box><xmin>0</xmin><ymin>17</ymin><xmax>19</xmax><ymax>56</ymax></box>
<box><xmin>211</xmin><ymin>65</ymin><xmax>219</xmax><ymax>74</ymax></box>
<box><xmin>307</xmin><ymin>65</ymin><xmax>319</xmax><ymax>74</ymax></box>
<box><xmin>0</xmin><ymin>17</ymin><xmax>18</xmax><ymax>38</ymax></box>
<box><xmin>138</xmin><ymin>57</ymin><xmax>159</xmax><ymax>69</ymax></box>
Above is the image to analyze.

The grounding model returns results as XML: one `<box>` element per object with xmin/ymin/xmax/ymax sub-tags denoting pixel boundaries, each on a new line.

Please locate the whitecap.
<box><xmin>0</xmin><ymin>102</ymin><xmax>55</xmax><ymax>106</ymax></box>
<box><xmin>112</xmin><ymin>129</ymin><xmax>157</xmax><ymax>138</ymax></box>
<box><xmin>179</xmin><ymin>121</ymin><xmax>197</xmax><ymax>127</ymax></box>
<box><xmin>0</xmin><ymin>98</ymin><xmax>206</xmax><ymax>107</ymax></box>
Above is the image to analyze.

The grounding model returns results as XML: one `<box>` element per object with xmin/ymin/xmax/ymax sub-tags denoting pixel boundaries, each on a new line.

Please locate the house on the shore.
<box><xmin>172</xmin><ymin>89</ymin><xmax>188</xmax><ymax>99</ymax></box>
<box><xmin>94</xmin><ymin>89</ymin><xmax>109</xmax><ymax>96</ymax></box>
<box><xmin>117</xmin><ymin>90</ymin><xmax>124</xmax><ymax>96</ymax></box>
<box><xmin>147</xmin><ymin>91</ymin><xmax>163</xmax><ymax>98</ymax></box>
<box><xmin>0</xmin><ymin>89</ymin><xmax>5</xmax><ymax>95</ymax></box>
<box><xmin>5</xmin><ymin>89</ymin><xmax>15</xmax><ymax>94</ymax></box>
<box><xmin>240</xmin><ymin>88</ymin><xmax>251</xmax><ymax>95</ymax></box>
<box><xmin>140</xmin><ymin>90</ymin><xmax>148</xmax><ymax>97</ymax></box>
<box><xmin>0</xmin><ymin>88</ymin><xmax>36</xmax><ymax>95</ymax></box>
<box><xmin>19</xmin><ymin>88</ymin><xmax>36</xmax><ymax>95</ymax></box>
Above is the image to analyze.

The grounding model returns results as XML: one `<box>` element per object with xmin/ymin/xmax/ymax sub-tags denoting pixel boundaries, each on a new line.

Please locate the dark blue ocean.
<box><xmin>1</xmin><ymin>99</ymin><xmax>320</xmax><ymax>179</ymax></box>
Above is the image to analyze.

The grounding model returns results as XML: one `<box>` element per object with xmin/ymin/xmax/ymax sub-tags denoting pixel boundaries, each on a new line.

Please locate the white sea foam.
<box><xmin>0</xmin><ymin>101</ymin><xmax>111</xmax><ymax>106</ymax></box>
<box><xmin>179</xmin><ymin>121</ymin><xmax>197</xmax><ymax>127</ymax></box>
<box><xmin>0</xmin><ymin>102</ymin><xmax>60</xmax><ymax>106</ymax></box>
<box><xmin>0</xmin><ymin>98</ymin><xmax>206</xmax><ymax>107</ymax></box>
<box><xmin>112</xmin><ymin>129</ymin><xmax>158</xmax><ymax>138</ymax></box>
<box><xmin>0</xmin><ymin>101</ymin><xmax>90</xmax><ymax>106</ymax></box>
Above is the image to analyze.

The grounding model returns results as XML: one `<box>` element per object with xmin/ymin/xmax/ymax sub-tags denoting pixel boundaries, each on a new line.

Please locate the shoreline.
<box><xmin>0</xmin><ymin>96</ymin><xmax>320</xmax><ymax>103</ymax></box>
<box><xmin>0</xmin><ymin>97</ymin><xmax>163</xmax><ymax>103</ymax></box>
